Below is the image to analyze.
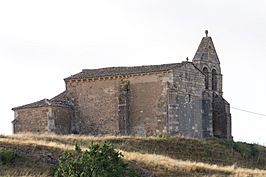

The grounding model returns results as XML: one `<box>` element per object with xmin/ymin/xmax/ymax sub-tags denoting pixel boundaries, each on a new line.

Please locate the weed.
<box><xmin>0</xmin><ymin>148</ymin><xmax>17</xmax><ymax>165</ymax></box>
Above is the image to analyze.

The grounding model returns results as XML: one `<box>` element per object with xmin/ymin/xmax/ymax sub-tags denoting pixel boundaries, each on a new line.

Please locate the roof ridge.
<box><xmin>12</xmin><ymin>99</ymin><xmax>48</xmax><ymax>110</ymax></box>
<box><xmin>12</xmin><ymin>91</ymin><xmax>73</xmax><ymax>110</ymax></box>
<box><xmin>82</xmin><ymin>63</ymin><xmax>179</xmax><ymax>71</ymax></box>
<box><xmin>65</xmin><ymin>62</ymin><xmax>182</xmax><ymax>81</ymax></box>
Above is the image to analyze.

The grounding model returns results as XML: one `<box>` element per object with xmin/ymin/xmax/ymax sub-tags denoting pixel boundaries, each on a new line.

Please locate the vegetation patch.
<box><xmin>1</xmin><ymin>134</ymin><xmax>266</xmax><ymax>177</ymax></box>
<box><xmin>0</xmin><ymin>148</ymin><xmax>17</xmax><ymax>165</ymax></box>
<box><xmin>55</xmin><ymin>142</ymin><xmax>139</xmax><ymax>177</ymax></box>
<box><xmin>217</xmin><ymin>138</ymin><xmax>266</xmax><ymax>167</ymax></box>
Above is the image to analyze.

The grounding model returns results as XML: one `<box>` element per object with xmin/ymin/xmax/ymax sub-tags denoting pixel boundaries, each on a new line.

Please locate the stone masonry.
<box><xmin>12</xmin><ymin>31</ymin><xmax>232</xmax><ymax>139</ymax></box>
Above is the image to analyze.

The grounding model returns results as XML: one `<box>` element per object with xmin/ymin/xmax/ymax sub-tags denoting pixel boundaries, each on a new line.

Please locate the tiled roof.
<box><xmin>12</xmin><ymin>91</ymin><xmax>73</xmax><ymax>110</ymax></box>
<box><xmin>50</xmin><ymin>91</ymin><xmax>72</xmax><ymax>107</ymax></box>
<box><xmin>65</xmin><ymin>63</ymin><xmax>183</xmax><ymax>81</ymax></box>
<box><xmin>50</xmin><ymin>91</ymin><xmax>66</xmax><ymax>101</ymax></box>
<box><xmin>12</xmin><ymin>99</ymin><xmax>50</xmax><ymax>110</ymax></box>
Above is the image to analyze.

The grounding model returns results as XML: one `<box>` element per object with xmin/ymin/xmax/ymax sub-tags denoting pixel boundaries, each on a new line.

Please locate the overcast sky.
<box><xmin>0</xmin><ymin>0</ymin><xmax>266</xmax><ymax>145</ymax></box>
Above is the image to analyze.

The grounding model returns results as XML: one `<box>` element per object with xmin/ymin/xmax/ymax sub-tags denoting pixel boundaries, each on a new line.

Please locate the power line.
<box><xmin>231</xmin><ymin>107</ymin><xmax>266</xmax><ymax>117</ymax></box>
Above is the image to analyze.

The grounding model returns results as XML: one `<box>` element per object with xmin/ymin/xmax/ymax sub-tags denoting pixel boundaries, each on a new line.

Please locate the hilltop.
<box><xmin>0</xmin><ymin>133</ymin><xmax>266</xmax><ymax>177</ymax></box>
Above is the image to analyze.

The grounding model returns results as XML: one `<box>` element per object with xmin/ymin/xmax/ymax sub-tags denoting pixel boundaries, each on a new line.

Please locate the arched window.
<box><xmin>212</xmin><ymin>69</ymin><xmax>217</xmax><ymax>90</ymax></box>
<box><xmin>203</xmin><ymin>67</ymin><xmax>209</xmax><ymax>89</ymax></box>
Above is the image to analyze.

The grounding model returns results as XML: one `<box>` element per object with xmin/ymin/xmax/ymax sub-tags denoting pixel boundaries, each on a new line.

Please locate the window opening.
<box><xmin>203</xmin><ymin>67</ymin><xmax>209</xmax><ymax>89</ymax></box>
<box><xmin>212</xmin><ymin>69</ymin><xmax>217</xmax><ymax>90</ymax></box>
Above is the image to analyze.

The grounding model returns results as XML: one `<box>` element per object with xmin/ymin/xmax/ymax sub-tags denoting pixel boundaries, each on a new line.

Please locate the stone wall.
<box><xmin>13</xmin><ymin>106</ymin><xmax>73</xmax><ymax>134</ymax></box>
<box><xmin>170</xmin><ymin>62</ymin><xmax>206</xmax><ymax>137</ymax></box>
<box><xmin>212</xmin><ymin>93</ymin><xmax>231</xmax><ymax>139</ymax></box>
<box><xmin>66</xmin><ymin>79</ymin><xmax>120</xmax><ymax>134</ymax></box>
<box><xmin>202</xmin><ymin>90</ymin><xmax>213</xmax><ymax>137</ymax></box>
<box><xmin>127</xmin><ymin>72</ymin><xmax>171</xmax><ymax>135</ymax></box>
<box><xmin>66</xmin><ymin>72</ymin><xmax>172</xmax><ymax>135</ymax></box>
<box><xmin>49</xmin><ymin>107</ymin><xmax>73</xmax><ymax>134</ymax></box>
<box><xmin>13</xmin><ymin>107</ymin><xmax>49</xmax><ymax>133</ymax></box>
<box><xmin>65</xmin><ymin>65</ymin><xmax>213</xmax><ymax>137</ymax></box>
<box><xmin>118</xmin><ymin>80</ymin><xmax>130</xmax><ymax>134</ymax></box>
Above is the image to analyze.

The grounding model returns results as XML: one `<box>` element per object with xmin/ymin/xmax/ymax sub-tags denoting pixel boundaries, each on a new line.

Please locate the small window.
<box><xmin>212</xmin><ymin>69</ymin><xmax>217</xmax><ymax>90</ymax></box>
<box><xmin>203</xmin><ymin>67</ymin><xmax>209</xmax><ymax>89</ymax></box>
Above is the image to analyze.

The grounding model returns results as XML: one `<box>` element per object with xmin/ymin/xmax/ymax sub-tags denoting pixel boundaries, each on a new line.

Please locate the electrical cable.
<box><xmin>231</xmin><ymin>107</ymin><xmax>266</xmax><ymax>117</ymax></box>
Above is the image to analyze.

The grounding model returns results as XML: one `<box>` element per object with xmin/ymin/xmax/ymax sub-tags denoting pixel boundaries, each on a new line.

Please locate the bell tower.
<box><xmin>193</xmin><ymin>31</ymin><xmax>231</xmax><ymax>139</ymax></box>
<box><xmin>192</xmin><ymin>30</ymin><xmax>223</xmax><ymax>96</ymax></box>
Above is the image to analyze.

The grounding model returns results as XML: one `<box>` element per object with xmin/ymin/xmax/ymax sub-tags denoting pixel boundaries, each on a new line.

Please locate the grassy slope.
<box><xmin>0</xmin><ymin>133</ymin><xmax>266</xmax><ymax>177</ymax></box>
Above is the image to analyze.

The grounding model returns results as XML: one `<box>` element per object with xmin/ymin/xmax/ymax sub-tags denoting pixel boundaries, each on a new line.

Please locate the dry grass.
<box><xmin>122</xmin><ymin>150</ymin><xmax>266</xmax><ymax>177</ymax></box>
<box><xmin>8</xmin><ymin>133</ymin><xmax>266</xmax><ymax>167</ymax></box>
<box><xmin>1</xmin><ymin>133</ymin><xmax>266</xmax><ymax>177</ymax></box>
<box><xmin>0</xmin><ymin>155</ymin><xmax>53</xmax><ymax>177</ymax></box>
<box><xmin>0</xmin><ymin>165</ymin><xmax>51</xmax><ymax>177</ymax></box>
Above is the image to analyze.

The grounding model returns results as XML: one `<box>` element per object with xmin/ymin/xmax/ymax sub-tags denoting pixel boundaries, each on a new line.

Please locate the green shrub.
<box><xmin>55</xmin><ymin>142</ymin><xmax>138</xmax><ymax>177</ymax></box>
<box><xmin>0</xmin><ymin>148</ymin><xmax>17</xmax><ymax>165</ymax></box>
<box><xmin>219</xmin><ymin>139</ymin><xmax>265</xmax><ymax>166</ymax></box>
<box><xmin>232</xmin><ymin>142</ymin><xmax>259</xmax><ymax>160</ymax></box>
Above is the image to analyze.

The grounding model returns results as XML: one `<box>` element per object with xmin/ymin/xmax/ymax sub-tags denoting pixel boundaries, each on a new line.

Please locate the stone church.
<box><xmin>12</xmin><ymin>31</ymin><xmax>232</xmax><ymax>139</ymax></box>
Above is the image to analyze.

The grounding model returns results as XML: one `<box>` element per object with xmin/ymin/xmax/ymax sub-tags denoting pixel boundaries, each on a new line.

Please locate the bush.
<box><xmin>219</xmin><ymin>139</ymin><xmax>265</xmax><ymax>166</ymax></box>
<box><xmin>0</xmin><ymin>148</ymin><xmax>17</xmax><ymax>165</ymax></box>
<box><xmin>231</xmin><ymin>142</ymin><xmax>259</xmax><ymax>159</ymax></box>
<box><xmin>55</xmin><ymin>142</ymin><xmax>138</xmax><ymax>177</ymax></box>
